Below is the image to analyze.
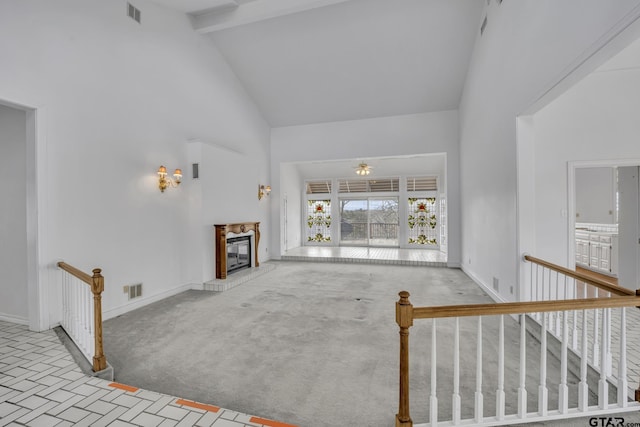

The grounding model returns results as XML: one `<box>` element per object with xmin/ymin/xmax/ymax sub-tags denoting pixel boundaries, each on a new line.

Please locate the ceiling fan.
<box><xmin>355</xmin><ymin>163</ymin><xmax>372</xmax><ymax>176</ymax></box>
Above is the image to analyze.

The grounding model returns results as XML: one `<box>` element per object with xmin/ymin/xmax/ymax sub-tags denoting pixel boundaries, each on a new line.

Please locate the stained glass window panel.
<box><xmin>306</xmin><ymin>200</ymin><xmax>331</xmax><ymax>243</ymax></box>
<box><xmin>407</xmin><ymin>197</ymin><xmax>438</xmax><ymax>246</ymax></box>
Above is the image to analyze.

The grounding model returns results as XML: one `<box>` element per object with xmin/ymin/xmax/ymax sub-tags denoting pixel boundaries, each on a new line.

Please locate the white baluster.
<box><xmin>617</xmin><ymin>307</ymin><xmax>628</xmax><ymax>407</ymax></box>
<box><xmin>578</xmin><ymin>309</ymin><xmax>588</xmax><ymax>411</ymax></box>
<box><xmin>598</xmin><ymin>308</ymin><xmax>609</xmax><ymax>409</ymax></box>
<box><xmin>593</xmin><ymin>309</ymin><xmax>600</xmax><ymax>368</ymax></box>
<box><xmin>89</xmin><ymin>291</ymin><xmax>95</xmax><ymax>357</ymax></box>
<box><xmin>85</xmin><ymin>285</ymin><xmax>91</xmax><ymax>356</ymax></box>
<box><xmin>538</xmin><ymin>312</ymin><xmax>548</xmax><ymax>416</ymax></box>
<box><xmin>534</xmin><ymin>264</ymin><xmax>540</xmax><ymax>301</ymax></box>
<box><xmin>430</xmin><ymin>319</ymin><xmax>438</xmax><ymax>426</ymax></box>
<box><xmin>572</xmin><ymin>306</ymin><xmax>578</xmax><ymax>352</ymax></box>
<box><xmin>518</xmin><ymin>314</ymin><xmax>527</xmax><ymax>418</ymax></box>
<box><xmin>62</xmin><ymin>273</ymin><xmax>67</xmax><ymax>330</ymax></box>
<box><xmin>475</xmin><ymin>317</ymin><xmax>484</xmax><ymax>423</ymax></box>
<box><xmin>559</xmin><ymin>310</ymin><xmax>569</xmax><ymax>413</ymax></box>
<box><xmin>554</xmin><ymin>274</ymin><xmax>560</xmax><ymax>336</ymax></box>
<box><xmin>548</xmin><ymin>270</ymin><xmax>555</xmax><ymax>330</ymax></box>
<box><xmin>496</xmin><ymin>315</ymin><xmax>505</xmax><ymax>420</ymax></box>
<box><xmin>452</xmin><ymin>318</ymin><xmax>461</xmax><ymax>425</ymax></box>
<box><xmin>82</xmin><ymin>285</ymin><xmax>87</xmax><ymax>353</ymax></box>
<box><xmin>606</xmin><ymin>303</ymin><xmax>612</xmax><ymax>377</ymax></box>
<box><xmin>72</xmin><ymin>279</ymin><xmax>77</xmax><ymax>339</ymax></box>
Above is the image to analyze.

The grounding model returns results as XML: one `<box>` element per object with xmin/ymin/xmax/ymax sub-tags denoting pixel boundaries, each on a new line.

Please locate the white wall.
<box><xmin>0</xmin><ymin>104</ymin><xmax>28</xmax><ymax>323</ymax></box>
<box><xmin>270</xmin><ymin>110</ymin><xmax>461</xmax><ymax>265</ymax></box>
<box><xmin>532</xmin><ymin>61</ymin><xmax>640</xmax><ymax>266</ymax></box>
<box><xmin>617</xmin><ymin>166</ymin><xmax>639</xmax><ymax>290</ymax></box>
<box><xmin>459</xmin><ymin>0</ymin><xmax>640</xmax><ymax>302</ymax></box>
<box><xmin>575</xmin><ymin>167</ymin><xmax>616</xmax><ymax>224</ymax></box>
<box><xmin>0</xmin><ymin>0</ymin><xmax>270</xmax><ymax>326</ymax></box>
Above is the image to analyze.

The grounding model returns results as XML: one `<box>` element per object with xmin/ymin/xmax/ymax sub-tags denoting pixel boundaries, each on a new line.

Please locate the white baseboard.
<box><xmin>447</xmin><ymin>261</ymin><xmax>461</xmax><ymax>268</ymax></box>
<box><xmin>461</xmin><ymin>266</ymin><xmax>507</xmax><ymax>304</ymax></box>
<box><xmin>103</xmin><ymin>282</ymin><xmax>201</xmax><ymax>321</ymax></box>
<box><xmin>0</xmin><ymin>312</ymin><xmax>29</xmax><ymax>325</ymax></box>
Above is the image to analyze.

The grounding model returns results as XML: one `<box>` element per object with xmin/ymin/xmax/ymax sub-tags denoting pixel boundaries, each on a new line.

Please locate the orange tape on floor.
<box><xmin>108</xmin><ymin>382</ymin><xmax>139</xmax><ymax>393</ymax></box>
<box><xmin>175</xmin><ymin>398</ymin><xmax>220</xmax><ymax>413</ymax></box>
<box><xmin>249</xmin><ymin>416</ymin><xmax>298</xmax><ymax>427</ymax></box>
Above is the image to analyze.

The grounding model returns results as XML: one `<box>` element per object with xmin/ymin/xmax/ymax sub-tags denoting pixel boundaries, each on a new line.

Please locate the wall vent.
<box><xmin>480</xmin><ymin>16</ymin><xmax>488</xmax><ymax>36</ymax></box>
<box><xmin>493</xmin><ymin>277</ymin><xmax>499</xmax><ymax>291</ymax></box>
<box><xmin>129</xmin><ymin>283</ymin><xmax>142</xmax><ymax>299</ymax></box>
<box><xmin>192</xmin><ymin>163</ymin><xmax>199</xmax><ymax>179</ymax></box>
<box><xmin>127</xmin><ymin>2</ymin><xmax>141</xmax><ymax>23</ymax></box>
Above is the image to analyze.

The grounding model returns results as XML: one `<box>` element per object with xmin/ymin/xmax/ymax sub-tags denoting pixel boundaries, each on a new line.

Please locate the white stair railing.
<box><xmin>58</xmin><ymin>261</ymin><xmax>107</xmax><ymax>372</ymax></box>
<box><xmin>523</xmin><ymin>255</ymin><xmax>634</xmax><ymax>385</ymax></box>
<box><xmin>395</xmin><ymin>286</ymin><xmax>640</xmax><ymax>426</ymax></box>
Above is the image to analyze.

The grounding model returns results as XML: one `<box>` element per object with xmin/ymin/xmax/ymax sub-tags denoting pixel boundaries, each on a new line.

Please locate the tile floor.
<box><xmin>0</xmin><ymin>321</ymin><xmax>295</xmax><ymax>427</ymax></box>
<box><xmin>281</xmin><ymin>245</ymin><xmax>448</xmax><ymax>266</ymax></box>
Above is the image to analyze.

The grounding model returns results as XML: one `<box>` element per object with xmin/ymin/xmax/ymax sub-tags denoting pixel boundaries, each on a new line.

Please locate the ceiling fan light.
<box><xmin>355</xmin><ymin>163</ymin><xmax>371</xmax><ymax>175</ymax></box>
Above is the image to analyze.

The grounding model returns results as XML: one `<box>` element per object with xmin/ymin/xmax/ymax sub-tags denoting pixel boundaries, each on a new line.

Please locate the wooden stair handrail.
<box><xmin>412</xmin><ymin>294</ymin><xmax>640</xmax><ymax>320</ymax></box>
<box><xmin>57</xmin><ymin>261</ymin><xmax>107</xmax><ymax>372</ymax></box>
<box><xmin>395</xmin><ymin>256</ymin><xmax>640</xmax><ymax>427</ymax></box>
<box><xmin>57</xmin><ymin>261</ymin><xmax>92</xmax><ymax>285</ymax></box>
<box><xmin>524</xmin><ymin>254</ymin><xmax>633</xmax><ymax>296</ymax></box>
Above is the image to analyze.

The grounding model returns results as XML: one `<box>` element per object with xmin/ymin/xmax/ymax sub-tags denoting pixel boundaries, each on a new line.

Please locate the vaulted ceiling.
<box><xmin>150</xmin><ymin>0</ymin><xmax>485</xmax><ymax>127</ymax></box>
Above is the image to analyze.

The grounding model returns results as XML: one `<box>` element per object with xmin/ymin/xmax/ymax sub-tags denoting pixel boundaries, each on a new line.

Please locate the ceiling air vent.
<box><xmin>127</xmin><ymin>2</ymin><xmax>141</xmax><ymax>23</ymax></box>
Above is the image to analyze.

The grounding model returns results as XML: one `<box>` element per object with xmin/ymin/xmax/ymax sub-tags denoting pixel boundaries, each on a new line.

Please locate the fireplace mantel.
<box><xmin>214</xmin><ymin>222</ymin><xmax>260</xmax><ymax>280</ymax></box>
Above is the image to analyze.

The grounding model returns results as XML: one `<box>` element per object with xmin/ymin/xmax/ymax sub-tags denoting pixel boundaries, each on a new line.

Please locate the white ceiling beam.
<box><xmin>191</xmin><ymin>0</ymin><xmax>352</xmax><ymax>33</ymax></box>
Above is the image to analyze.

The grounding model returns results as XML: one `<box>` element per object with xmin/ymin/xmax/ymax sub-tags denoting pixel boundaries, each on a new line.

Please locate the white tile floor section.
<box><xmin>0</xmin><ymin>321</ymin><xmax>293</xmax><ymax>427</ymax></box>
<box><xmin>281</xmin><ymin>245</ymin><xmax>448</xmax><ymax>266</ymax></box>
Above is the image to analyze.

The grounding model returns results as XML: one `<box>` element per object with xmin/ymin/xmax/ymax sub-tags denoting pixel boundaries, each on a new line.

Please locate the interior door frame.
<box><xmin>568</xmin><ymin>159</ymin><xmax>640</xmax><ymax>275</ymax></box>
<box><xmin>0</xmin><ymin>96</ymin><xmax>49</xmax><ymax>331</ymax></box>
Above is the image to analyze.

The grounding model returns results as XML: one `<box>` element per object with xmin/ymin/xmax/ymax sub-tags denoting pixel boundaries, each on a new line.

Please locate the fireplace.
<box><xmin>226</xmin><ymin>236</ymin><xmax>251</xmax><ymax>274</ymax></box>
<box><xmin>214</xmin><ymin>222</ymin><xmax>260</xmax><ymax>280</ymax></box>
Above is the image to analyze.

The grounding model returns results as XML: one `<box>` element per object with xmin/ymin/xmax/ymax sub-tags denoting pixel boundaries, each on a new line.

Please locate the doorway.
<box><xmin>0</xmin><ymin>97</ymin><xmax>44</xmax><ymax>331</ymax></box>
<box><xmin>571</xmin><ymin>163</ymin><xmax>640</xmax><ymax>291</ymax></box>
<box><xmin>0</xmin><ymin>104</ymin><xmax>28</xmax><ymax>325</ymax></box>
<box><xmin>339</xmin><ymin>197</ymin><xmax>399</xmax><ymax>247</ymax></box>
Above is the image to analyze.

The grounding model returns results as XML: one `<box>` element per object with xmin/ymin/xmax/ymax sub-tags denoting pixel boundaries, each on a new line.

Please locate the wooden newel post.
<box><xmin>91</xmin><ymin>269</ymin><xmax>107</xmax><ymax>372</ymax></box>
<box><xmin>396</xmin><ymin>291</ymin><xmax>414</xmax><ymax>427</ymax></box>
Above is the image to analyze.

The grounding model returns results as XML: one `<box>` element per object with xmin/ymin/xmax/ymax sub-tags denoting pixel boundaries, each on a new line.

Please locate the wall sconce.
<box><xmin>157</xmin><ymin>165</ymin><xmax>182</xmax><ymax>193</ymax></box>
<box><xmin>258</xmin><ymin>184</ymin><xmax>271</xmax><ymax>200</ymax></box>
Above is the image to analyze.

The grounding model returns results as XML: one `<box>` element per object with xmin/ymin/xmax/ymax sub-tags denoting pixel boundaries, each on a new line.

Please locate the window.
<box><xmin>338</xmin><ymin>178</ymin><xmax>399</xmax><ymax>193</ymax></box>
<box><xmin>407</xmin><ymin>197</ymin><xmax>438</xmax><ymax>246</ymax></box>
<box><xmin>306</xmin><ymin>200</ymin><xmax>332</xmax><ymax>242</ymax></box>
<box><xmin>306</xmin><ymin>180</ymin><xmax>332</xmax><ymax>194</ymax></box>
<box><xmin>339</xmin><ymin>198</ymin><xmax>399</xmax><ymax>246</ymax></box>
